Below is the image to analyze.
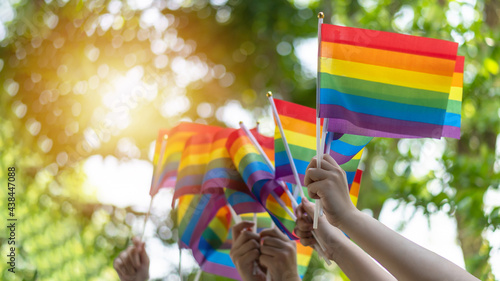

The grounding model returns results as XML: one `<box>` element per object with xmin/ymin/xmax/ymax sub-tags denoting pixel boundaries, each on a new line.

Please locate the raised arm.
<box><xmin>304</xmin><ymin>154</ymin><xmax>479</xmax><ymax>281</ymax></box>
<box><xmin>295</xmin><ymin>200</ymin><xmax>396</xmax><ymax>281</ymax></box>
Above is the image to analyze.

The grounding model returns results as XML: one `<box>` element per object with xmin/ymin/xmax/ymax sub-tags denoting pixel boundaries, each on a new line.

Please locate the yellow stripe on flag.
<box><xmin>320</xmin><ymin>57</ymin><xmax>454</xmax><ymax>93</ymax></box>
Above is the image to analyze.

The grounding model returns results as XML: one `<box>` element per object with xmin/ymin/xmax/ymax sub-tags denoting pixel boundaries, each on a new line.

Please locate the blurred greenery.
<box><xmin>0</xmin><ymin>0</ymin><xmax>499</xmax><ymax>280</ymax></box>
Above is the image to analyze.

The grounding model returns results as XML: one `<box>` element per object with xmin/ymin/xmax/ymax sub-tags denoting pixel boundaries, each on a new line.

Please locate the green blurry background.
<box><xmin>0</xmin><ymin>0</ymin><xmax>499</xmax><ymax>280</ymax></box>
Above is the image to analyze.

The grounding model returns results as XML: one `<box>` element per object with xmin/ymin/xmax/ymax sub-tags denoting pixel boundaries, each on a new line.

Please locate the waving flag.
<box><xmin>173</xmin><ymin>133</ymin><xmax>214</xmax><ymax>202</ymax></box>
<box><xmin>252</xmin><ymin>128</ymin><xmax>275</xmax><ymax>165</ymax></box>
<box><xmin>319</xmin><ymin>24</ymin><xmax>459</xmax><ymax>139</ymax></box>
<box><xmin>274</xmin><ymin>99</ymin><xmax>319</xmax><ymax>185</ymax></box>
<box><xmin>152</xmin><ymin>122</ymin><xmax>221</xmax><ymax>196</ymax></box>
<box><xmin>274</xmin><ymin>99</ymin><xmax>371</xmax><ymax>190</ymax></box>
<box><xmin>226</xmin><ymin>128</ymin><xmax>297</xmax><ymax>238</ymax></box>
<box><xmin>442</xmin><ymin>56</ymin><xmax>464</xmax><ymax>139</ymax></box>
<box><xmin>202</xmin><ymin>128</ymin><xmax>265</xmax><ymax>214</ymax></box>
<box><xmin>176</xmin><ymin>193</ymin><xmax>226</xmax><ymax>249</ymax></box>
<box><xmin>191</xmin><ymin>205</ymin><xmax>240</xmax><ymax>280</ymax></box>
<box><xmin>226</xmin><ymin>128</ymin><xmax>275</xmax><ymax>200</ymax></box>
<box><xmin>325</xmin><ymin>131</ymin><xmax>372</xmax><ymax>187</ymax></box>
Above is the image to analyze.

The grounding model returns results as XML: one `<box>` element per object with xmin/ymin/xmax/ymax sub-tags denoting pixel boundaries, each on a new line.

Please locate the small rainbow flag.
<box><xmin>274</xmin><ymin>99</ymin><xmax>371</xmax><ymax>190</ymax></box>
<box><xmin>225</xmin><ymin>128</ymin><xmax>275</xmax><ymax>199</ymax></box>
<box><xmin>325</xmin><ymin>131</ymin><xmax>372</xmax><ymax>188</ymax></box>
<box><xmin>226</xmin><ymin>128</ymin><xmax>296</xmax><ymax>238</ymax></box>
<box><xmin>152</xmin><ymin>122</ymin><xmax>221</xmax><ymax>196</ymax></box>
<box><xmin>201</xmin><ymin>128</ymin><xmax>265</xmax><ymax>214</ymax></box>
<box><xmin>191</xmin><ymin>205</ymin><xmax>241</xmax><ymax>280</ymax></box>
<box><xmin>274</xmin><ymin>98</ymin><xmax>318</xmax><ymax>185</ymax></box>
<box><xmin>177</xmin><ymin>193</ymin><xmax>226</xmax><ymax>249</ymax></box>
<box><xmin>319</xmin><ymin>24</ymin><xmax>459</xmax><ymax>139</ymax></box>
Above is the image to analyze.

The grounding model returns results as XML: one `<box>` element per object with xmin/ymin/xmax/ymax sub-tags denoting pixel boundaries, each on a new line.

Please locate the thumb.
<box><xmin>301</xmin><ymin>199</ymin><xmax>316</xmax><ymax>218</ymax></box>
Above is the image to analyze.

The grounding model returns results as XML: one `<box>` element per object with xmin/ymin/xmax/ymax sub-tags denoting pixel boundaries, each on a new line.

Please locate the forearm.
<box><xmin>329</xmin><ymin>236</ymin><xmax>396</xmax><ymax>281</ymax></box>
<box><xmin>340</xmin><ymin>210</ymin><xmax>478</xmax><ymax>281</ymax></box>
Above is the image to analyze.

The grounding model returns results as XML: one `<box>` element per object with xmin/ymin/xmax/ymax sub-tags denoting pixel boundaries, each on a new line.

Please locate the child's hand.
<box><xmin>304</xmin><ymin>154</ymin><xmax>356</xmax><ymax>228</ymax></box>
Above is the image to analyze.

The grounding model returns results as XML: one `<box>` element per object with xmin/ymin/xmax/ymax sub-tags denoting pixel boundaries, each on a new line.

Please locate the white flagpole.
<box><xmin>194</xmin><ymin>269</ymin><xmax>202</xmax><ymax>281</ymax></box>
<box><xmin>267</xmin><ymin>92</ymin><xmax>306</xmax><ymax>200</ymax></box>
<box><xmin>141</xmin><ymin>134</ymin><xmax>168</xmax><ymax>241</ymax></box>
<box><xmin>314</xmin><ymin>12</ymin><xmax>325</xmax><ymax>230</ymax></box>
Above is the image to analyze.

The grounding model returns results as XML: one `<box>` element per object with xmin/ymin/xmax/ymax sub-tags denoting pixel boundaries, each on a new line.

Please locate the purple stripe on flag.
<box><xmin>441</xmin><ymin>125</ymin><xmax>460</xmax><ymax>139</ymax></box>
<box><xmin>275</xmin><ymin>165</ymin><xmax>305</xmax><ymax>185</ymax></box>
<box><xmin>323</xmin><ymin>104</ymin><xmax>444</xmax><ymax>139</ymax></box>
<box><xmin>192</xmin><ymin>250</ymin><xmax>241</xmax><ymax>280</ymax></box>
<box><xmin>232</xmin><ymin>202</ymin><xmax>266</xmax><ymax>214</ymax></box>
<box><xmin>329</xmin><ymin>150</ymin><xmax>357</xmax><ymax>165</ymax></box>
<box><xmin>246</xmin><ymin>171</ymin><xmax>274</xmax><ymax>190</ymax></box>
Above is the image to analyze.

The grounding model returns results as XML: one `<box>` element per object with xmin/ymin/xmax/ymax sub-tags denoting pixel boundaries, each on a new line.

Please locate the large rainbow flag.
<box><xmin>319</xmin><ymin>24</ymin><xmax>459</xmax><ymax>139</ymax></box>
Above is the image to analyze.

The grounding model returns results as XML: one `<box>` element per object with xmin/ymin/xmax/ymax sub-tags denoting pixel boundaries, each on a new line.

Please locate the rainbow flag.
<box><xmin>150</xmin><ymin>129</ymin><xmax>169</xmax><ymax>196</ymax></box>
<box><xmin>173</xmin><ymin>133</ymin><xmax>214</xmax><ymax>202</ymax></box>
<box><xmin>274</xmin><ymin>99</ymin><xmax>318</xmax><ymax>185</ymax></box>
<box><xmin>202</xmin><ymin>128</ymin><xmax>245</xmax><ymax>194</ymax></box>
<box><xmin>263</xmin><ymin>184</ymin><xmax>296</xmax><ymax>236</ymax></box>
<box><xmin>319</xmin><ymin>24</ymin><xmax>459</xmax><ymax>139</ymax></box>
<box><xmin>274</xmin><ymin>99</ymin><xmax>371</xmax><ymax>189</ymax></box>
<box><xmin>176</xmin><ymin>193</ymin><xmax>227</xmax><ymax>249</ymax></box>
<box><xmin>251</xmin><ymin>128</ymin><xmax>275</xmax><ymax>165</ymax></box>
<box><xmin>191</xmin><ymin>205</ymin><xmax>241</xmax><ymax>280</ymax></box>
<box><xmin>226</xmin><ymin>128</ymin><xmax>275</xmax><ymax>199</ymax></box>
<box><xmin>152</xmin><ymin>122</ymin><xmax>221</xmax><ymax>196</ymax></box>
<box><xmin>226</xmin><ymin>128</ymin><xmax>296</xmax><ymax>238</ymax></box>
<box><xmin>224</xmin><ymin>188</ymin><xmax>265</xmax><ymax>215</ymax></box>
<box><xmin>325</xmin><ymin>131</ymin><xmax>372</xmax><ymax>188</ymax></box>
<box><xmin>442</xmin><ymin>56</ymin><xmax>464</xmax><ymax>139</ymax></box>
<box><xmin>201</xmin><ymin>128</ymin><xmax>265</xmax><ymax>214</ymax></box>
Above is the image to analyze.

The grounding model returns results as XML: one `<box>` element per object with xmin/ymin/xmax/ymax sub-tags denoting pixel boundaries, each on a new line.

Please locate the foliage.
<box><xmin>0</xmin><ymin>0</ymin><xmax>498</xmax><ymax>280</ymax></box>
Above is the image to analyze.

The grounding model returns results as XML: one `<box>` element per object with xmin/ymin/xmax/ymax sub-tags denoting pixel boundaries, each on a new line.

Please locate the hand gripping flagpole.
<box><xmin>239</xmin><ymin>122</ymin><xmax>331</xmax><ymax>265</ymax></box>
<box><xmin>267</xmin><ymin>92</ymin><xmax>306</xmax><ymax>201</ymax></box>
<box><xmin>314</xmin><ymin>11</ymin><xmax>325</xmax><ymax>230</ymax></box>
<box><xmin>141</xmin><ymin>134</ymin><xmax>168</xmax><ymax>241</ymax></box>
